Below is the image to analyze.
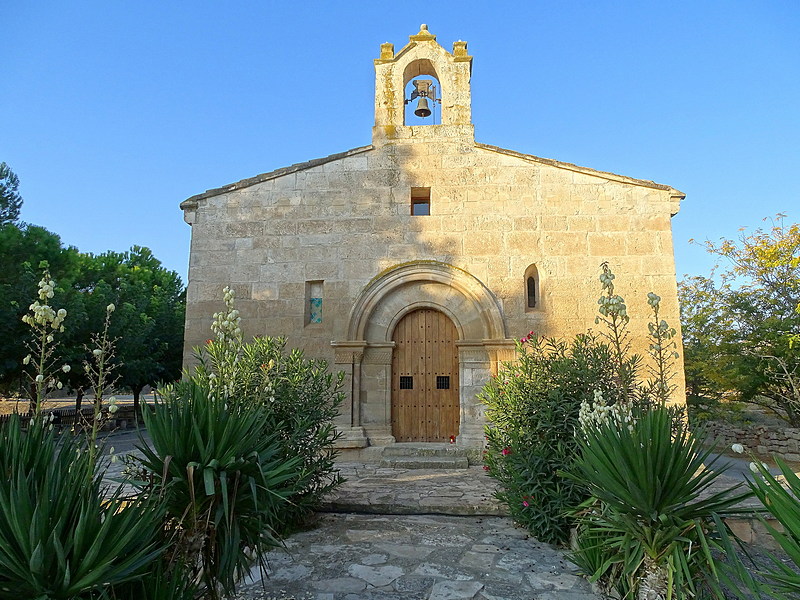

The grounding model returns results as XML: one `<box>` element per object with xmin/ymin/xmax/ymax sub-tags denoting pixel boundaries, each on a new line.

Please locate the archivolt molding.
<box><xmin>345</xmin><ymin>261</ymin><xmax>507</xmax><ymax>343</ymax></box>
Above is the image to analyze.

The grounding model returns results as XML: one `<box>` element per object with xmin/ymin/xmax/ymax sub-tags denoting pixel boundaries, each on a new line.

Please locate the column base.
<box><xmin>332</xmin><ymin>426</ymin><xmax>369</xmax><ymax>449</ymax></box>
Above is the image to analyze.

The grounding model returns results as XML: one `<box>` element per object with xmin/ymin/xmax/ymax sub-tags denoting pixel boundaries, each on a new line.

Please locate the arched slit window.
<box><xmin>524</xmin><ymin>265</ymin><xmax>539</xmax><ymax>311</ymax></box>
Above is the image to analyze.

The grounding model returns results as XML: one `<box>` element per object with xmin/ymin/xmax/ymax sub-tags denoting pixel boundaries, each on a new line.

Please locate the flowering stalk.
<box><xmin>83</xmin><ymin>303</ymin><xmax>118</xmax><ymax>474</ymax></box>
<box><xmin>595</xmin><ymin>262</ymin><xmax>636</xmax><ymax>399</ymax></box>
<box><xmin>204</xmin><ymin>286</ymin><xmax>244</xmax><ymax>399</ymax></box>
<box><xmin>645</xmin><ymin>292</ymin><xmax>679</xmax><ymax>404</ymax></box>
<box><xmin>21</xmin><ymin>269</ymin><xmax>69</xmax><ymax>419</ymax></box>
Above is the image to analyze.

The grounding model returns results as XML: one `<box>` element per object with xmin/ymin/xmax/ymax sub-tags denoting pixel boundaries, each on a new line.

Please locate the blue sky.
<box><xmin>2</xmin><ymin>1</ymin><xmax>798</xmax><ymax>285</ymax></box>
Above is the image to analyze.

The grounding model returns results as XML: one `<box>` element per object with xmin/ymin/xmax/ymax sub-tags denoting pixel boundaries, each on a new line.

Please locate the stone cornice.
<box><xmin>180</xmin><ymin>145</ymin><xmax>374</xmax><ymax>210</ymax></box>
<box><xmin>475</xmin><ymin>142</ymin><xmax>685</xmax><ymax>197</ymax></box>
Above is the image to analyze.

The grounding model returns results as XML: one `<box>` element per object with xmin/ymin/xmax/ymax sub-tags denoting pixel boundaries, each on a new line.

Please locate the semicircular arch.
<box><xmin>346</xmin><ymin>261</ymin><xmax>506</xmax><ymax>343</ymax></box>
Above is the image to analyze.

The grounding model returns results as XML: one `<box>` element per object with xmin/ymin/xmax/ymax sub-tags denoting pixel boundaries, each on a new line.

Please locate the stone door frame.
<box><xmin>332</xmin><ymin>261</ymin><xmax>515</xmax><ymax>449</ymax></box>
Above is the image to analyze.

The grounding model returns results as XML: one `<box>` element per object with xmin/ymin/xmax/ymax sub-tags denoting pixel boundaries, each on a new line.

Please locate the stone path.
<box><xmin>232</xmin><ymin>463</ymin><xmax>604</xmax><ymax>600</ymax></box>
<box><xmin>319</xmin><ymin>463</ymin><xmax>508</xmax><ymax>516</ymax></box>
<box><xmin>234</xmin><ymin>513</ymin><xmax>602</xmax><ymax>600</ymax></box>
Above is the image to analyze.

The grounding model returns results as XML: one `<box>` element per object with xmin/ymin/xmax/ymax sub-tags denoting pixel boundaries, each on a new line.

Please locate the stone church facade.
<box><xmin>181</xmin><ymin>26</ymin><xmax>685</xmax><ymax>451</ymax></box>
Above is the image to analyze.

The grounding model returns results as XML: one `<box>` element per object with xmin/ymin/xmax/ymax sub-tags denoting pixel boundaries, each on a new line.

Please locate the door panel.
<box><xmin>391</xmin><ymin>309</ymin><xmax>459</xmax><ymax>442</ymax></box>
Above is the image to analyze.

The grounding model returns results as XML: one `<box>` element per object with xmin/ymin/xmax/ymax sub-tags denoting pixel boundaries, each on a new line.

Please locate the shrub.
<box><xmin>0</xmin><ymin>416</ymin><xmax>164</xmax><ymax>599</ymax></box>
<box><xmin>717</xmin><ymin>455</ymin><xmax>800</xmax><ymax>598</ymax></box>
<box><xmin>135</xmin><ymin>380</ymin><xmax>304</xmax><ymax>599</ymax></box>
<box><xmin>567</xmin><ymin>405</ymin><xmax>749</xmax><ymax>599</ymax></box>
<box><xmin>481</xmin><ymin>262</ymin><xmax>683</xmax><ymax>546</ymax></box>
<box><xmin>191</xmin><ymin>287</ymin><xmax>344</xmax><ymax>529</ymax></box>
<box><xmin>481</xmin><ymin>333</ymin><xmax>620</xmax><ymax>545</ymax></box>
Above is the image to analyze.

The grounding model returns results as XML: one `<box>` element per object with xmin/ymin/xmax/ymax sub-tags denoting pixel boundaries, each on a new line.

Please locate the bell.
<box><xmin>414</xmin><ymin>97</ymin><xmax>431</xmax><ymax>118</ymax></box>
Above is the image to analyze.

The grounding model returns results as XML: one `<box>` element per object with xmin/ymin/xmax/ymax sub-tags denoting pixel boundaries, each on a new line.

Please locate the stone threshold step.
<box><xmin>382</xmin><ymin>443</ymin><xmax>471</xmax><ymax>458</ymax></box>
<box><xmin>379</xmin><ymin>456</ymin><xmax>470</xmax><ymax>469</ymax></box>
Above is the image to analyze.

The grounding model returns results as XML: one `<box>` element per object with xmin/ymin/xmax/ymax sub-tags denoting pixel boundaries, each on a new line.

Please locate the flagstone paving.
<box><xmin>235</xmin><ymin>513</ymin><xmax>603</xmax><ymax>600</ymax></box>
<box><xmin>319</xmin><ymin>463</ymin><xmax>508</xmax><ymax>516</ymax></box>
<box><xmin>233</xmin><ymin>463</ymin><xmax>604</xmax><ymax>600</ymax></box>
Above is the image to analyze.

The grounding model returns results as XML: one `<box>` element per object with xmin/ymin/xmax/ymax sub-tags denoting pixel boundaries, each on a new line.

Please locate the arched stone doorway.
<box><xmin>331</xmin><ymin>261</ymin><xmax>515</xmax><ymax>449</ymax></box>
<box><xmin>391</xmin><ymin>308</ymin><xmax>459</xmax><ymax>442</ymax></box>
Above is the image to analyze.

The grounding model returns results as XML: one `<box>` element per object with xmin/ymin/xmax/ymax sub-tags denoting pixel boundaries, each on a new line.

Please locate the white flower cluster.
<box><xmin>211</xmin><ymin>286</ymin><xmax>243</xmax><ymax>343</ymax></box>
<box><xmin>38</xmin><ymin>276</ymin><xmax>55</xmax><ymax>300</ymax></box>
<box><xmin>578</xmin><ymin>389</ymin><xmax>635</xmax><ymax>434</ymax></box>
<box><xmin>21</xmin><ymin>276</ymin><xmax>66</xmax><ymax>331</ymax></box>
<box><xmin>108</xmin><ymin>396</ymin><xmax>119</xmax><ymax>414</ymax></box>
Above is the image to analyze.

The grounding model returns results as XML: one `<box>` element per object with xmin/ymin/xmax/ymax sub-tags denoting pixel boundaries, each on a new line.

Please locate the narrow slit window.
<box><xmin>436</xmin><ymin>376</ymin><xmax>450</xmax><ymax>390</ymax></box>
<box><xmin>306</xmin><ymin>280</ymin><xmax>323</xmax><ymax>324</ymax></box>
<box><xmin>399</xmin><ymin>376</ymin><xmax>413</xmax><ymax>390</ymax></box>
<box><xmin>527</xmin><ymin>276</ymin><xmax>537</xmax><ymax>308</ymax></box>
<box><xmin>411</xmin><ymin>187</ymin><xmax>431</xmax><ymax>216</ymax></box>
<box><xmin>524</xmin><ymin>264</ymin><xmax>540</xmax><ymax>311</ymax></box>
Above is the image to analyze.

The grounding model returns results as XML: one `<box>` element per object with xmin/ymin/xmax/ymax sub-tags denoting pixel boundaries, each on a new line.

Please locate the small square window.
<box><xmin>436</xmin><ymin>376</ymin><xmax>450</xmax><ymax>390</ymax></box>
<box><xmin>399</xmin><ymin>376</ymin><xmax>413</xmax><ymax>390</ymax></box>
<box><xmin>411</xmin><ymin>187</ymin><xmax>430</xmax><ymax>216</ymax></box>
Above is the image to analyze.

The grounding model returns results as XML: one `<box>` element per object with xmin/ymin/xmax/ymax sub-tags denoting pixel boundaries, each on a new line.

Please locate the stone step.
<box><xmin>381</xmin><ymin>443</ymin><xmax>470</xmax><ymax>458</ymax></box>
<box><xmin>379</xmin><ymin>455</ymin><xmax>470</xmax><ymax>469</ymax></box>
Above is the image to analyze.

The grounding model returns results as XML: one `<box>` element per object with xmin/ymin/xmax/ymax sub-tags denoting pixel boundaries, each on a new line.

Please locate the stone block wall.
<box><xmin>701</xmin><ymin>420</ymin><xmax>800</xmax><ymax>462</ymax></box>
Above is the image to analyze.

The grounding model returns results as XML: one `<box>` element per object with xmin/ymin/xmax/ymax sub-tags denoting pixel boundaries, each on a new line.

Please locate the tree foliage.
<box><xmin>0</xmin><ymin>162</ymin><xmax>23</xmax><ymax>225</ymax></box>
<box><xmin>0</xmin><ymin>223</ymin><xmax>81</xmax><ymax>393</ymax></box>
<box><xmin>0</xmin><ymin>226</ymin><xmax>185</xmax><ymax>403</ymax></box>
<box><xmin>680</xmin><ymin>216</ymin><xmax>800</xmax><ymax>424</ymax></box>
<box><xmin>72</xmin><ymin>246</ymin><xmax>186</xmax><ymax>407</ymax></box>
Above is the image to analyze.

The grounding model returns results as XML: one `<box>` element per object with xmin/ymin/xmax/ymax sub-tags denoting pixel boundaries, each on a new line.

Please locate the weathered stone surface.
<box><xmin>182</xmin><ymin>25</ymin><xmax>686</xmax><ymax>454</ymax></box>
<box><xmin>310</xmin><ymin>577</ymin><xmax>367</xmax><ymax>593</ymax></box>
<box><xmin>347</xmin><ymin>564</ymin><xmax>404</xmax><ymax>587</ymax></box>
<box><xmin>429</xmin><ymin>580</ymin><xmax>485</xmax><ymax>600</ymax></box>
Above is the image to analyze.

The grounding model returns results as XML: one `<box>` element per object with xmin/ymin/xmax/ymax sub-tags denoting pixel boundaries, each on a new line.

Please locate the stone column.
<box><xmin>455</xmin><ymin>343</ymin><xmax>492</xmax><ymax>448</ymax></box>
<box><xmin>361</xmin><ymin>343</ymin><xmax>396</xmax><ymax>446</ymax></box>
<box><xmin>331</xmin><ymin>341</ymin><xmax>369</xmax><ymax>448</ymax></box>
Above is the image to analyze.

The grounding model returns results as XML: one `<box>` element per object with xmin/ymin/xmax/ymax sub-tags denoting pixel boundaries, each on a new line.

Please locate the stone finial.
<box><xmin>410</xmin><ymin>23</ymin><xmax>436</xmax><ymax>42</ymax></box>
<box><xmin>453</xmin><ymin>40</ymin><xmax>468</xmax><ymax>56</ymax></box>
<box><xmin>380</xmin><ymin>42</ymin><xmax>394</xmax><ymax>60</ymax></box>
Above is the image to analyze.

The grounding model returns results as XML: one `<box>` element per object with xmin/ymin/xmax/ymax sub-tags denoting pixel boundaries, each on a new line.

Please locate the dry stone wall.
<box><xmin>702</xmin><ymin>420</ymin><xmax>800</xmax><ymax>462</ymax></box>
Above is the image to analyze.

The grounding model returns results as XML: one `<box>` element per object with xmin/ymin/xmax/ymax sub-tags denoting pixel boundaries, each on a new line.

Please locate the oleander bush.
<box><xmin>481</xmin><ymin>262</ymin><xmax>678</xmax><ymax>546</ymax></box>
<box><xmin>480</xmin><ymin>332</ymin><xmax>619</xmax><ymax>545</ymax></box>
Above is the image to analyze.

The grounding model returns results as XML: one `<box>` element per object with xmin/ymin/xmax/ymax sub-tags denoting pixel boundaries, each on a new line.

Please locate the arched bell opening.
<box><xmin>403</xmin><ymin>59</ymin><xmax>441</xmax><ymax>125</ymax></box>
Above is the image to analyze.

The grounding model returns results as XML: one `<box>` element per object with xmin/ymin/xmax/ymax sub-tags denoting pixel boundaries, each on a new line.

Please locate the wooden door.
<box><xmin>391</xmin><ymin>309</ymin><xmax>459</xmax><ymax>442</ymax></box>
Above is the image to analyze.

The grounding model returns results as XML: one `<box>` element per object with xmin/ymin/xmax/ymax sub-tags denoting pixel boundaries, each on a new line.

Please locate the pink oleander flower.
<box><xmin>522</xmin><ymin>500</ymin><xmax>529</xmax><ymax>507</ymax></box>
<box><xmin>483</xmin><ymin>465</ymin><xmax>490</xmax><ymax>471</ymax></box>
<box><xmin>502</xmin><ymin>447</ymin><xmax>511</xmax><ymax>456</ymax></box>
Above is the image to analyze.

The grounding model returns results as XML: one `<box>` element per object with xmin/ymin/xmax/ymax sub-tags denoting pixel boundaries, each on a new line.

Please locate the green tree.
<box><xmin>680</xmin><ymin>216</ymin><xmax>800</xmax><ymax>424</ymax></box>
<box><xmin>0</xmin><ymin>223</ymin><xmax>81</xmax><ymax>396</ymax></box>
<box><xmin>73</xmin><ymin>246</ymin><xmax>185</xmax><ymax>411</ymax></box>
<box><xmin>0</xmin><ymin>162</ymin><xmax>23</xmax><ymax>225</ymax></box>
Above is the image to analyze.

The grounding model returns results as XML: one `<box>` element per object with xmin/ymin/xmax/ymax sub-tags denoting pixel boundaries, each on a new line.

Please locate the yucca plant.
<box><xmin>135</xmin><ymin>380</ymin><xmax>304</xmax><ymax>599</ymax></box>
<box><xmin>717</xmin><ymin>456</ymin><xmax>800</xmax><ymax>599</ymax></box>
<box><xmin>566</xmin><ymin>406</ymin><xmax>752</xmax><ymax>599</ymax></box>
<box><xmin>193</xmin><ymin>329</ymin><xmax>344</xmax><ymax>530</ymax></box>
<box><xmin>0</xmin><ymin>415</ymin><xmax>164</xmax><ymax>600</ymax></box>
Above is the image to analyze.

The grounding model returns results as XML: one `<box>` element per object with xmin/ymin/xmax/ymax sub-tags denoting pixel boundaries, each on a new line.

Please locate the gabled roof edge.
<box><xmin>180</xmin><ymin>145</ymin><xmax>375</xmax><ymax>209</ymax></box>
<box><xmin>475</xmin><ymin>142</ymin><xmax>685</xmax><ymax>197</ymax></box>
